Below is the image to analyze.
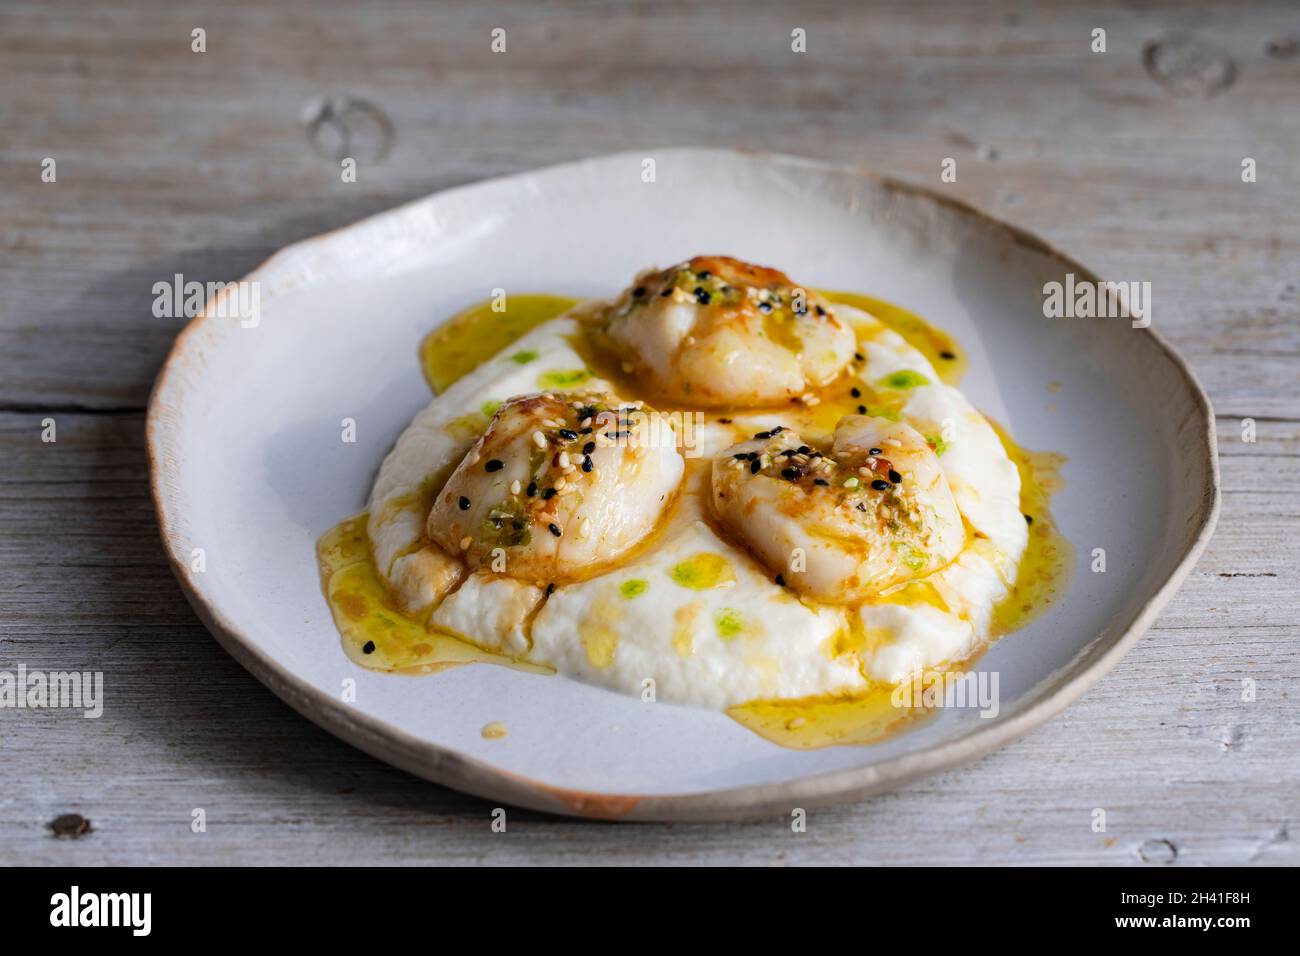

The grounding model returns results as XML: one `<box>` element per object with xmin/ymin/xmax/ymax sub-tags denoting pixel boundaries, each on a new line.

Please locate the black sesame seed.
<box><xmin>583</xmin><ymin>441</ymin><xmax>596</xmax><ymax>455</ymax></box>
<box><xmin>578</xmin><ymin>406</ymin><xmax>597</xmax><ymax>420</ymax></box>
<box><xmin>754</xmin><ymin>430</ymin><xmax>772</xmax><ymax>439</ymax></box>
<box><xmin>579</xmin><ymin>427</ymin><xmax>593</xmax><ymax>435</ymax></box>
<box><xmin>869</xmin><ymin>447</ymin><xmax>883</xmax><ymax>456</ymax></box>
<box><xmin>888</xmin><ymin>469</ymin><xmax>903</xmax><ymax>484</ymax></box>
<box><xmin>513</xmin><ymin>519</ymin><xmax>525</xmax><ymax>530</ymax></box>
<box><xmin>940</xmin><ymin>350</ymin><xmax>957</xmax><ymax>360</ymax></box>
<box><xmin>733</xmin><ymin>452</ymin><xmax>749</xmax><ymax>460</ymax></box>
<box><xmin>856</xmin><ymin>502</ymin><xmax>868</xmax><ymax>512</ymax></box>
<box><xmin>781</xmin><ymin>467</ymin><xmax>800</xmax><ymax>480</ymax></box>
<box><xmin>582</xmin><ymin>456</ymin><xmax>593</xmax><ymax>472</ymax></box>
<box><xmin>857</xmin><ymin>405</ymin><xmax>867</xmax><ymax>414</ymax></box>
<box><xmin>458</xmin><ymin>495</ymin><xmax>470</xmax><ymax>511</ymax></box>
<box><xmin>797</xmin><ymin>445</ymin><xmax>810</xmax><ymax>454</ymax></box>
<box><xmin>854</xmin><ymin>352</ymin><xmax>865</xmax><ymax>361</ymax></box>
<box><xmin>362</xmin><ymin>641</ymin><xmax>376</xmax><ymax>655</ymax></box>
<box><xmin>485</xmin><ymin>459</ymin><xmax>504</xmax><ymax>472</ymax></box>
<box><xmin>1024</xmin><ymin>514</ymin><xmax>1034</xmax><ymax>525</ymax></box>
<box><xmin>775</xmin><ymin>574</ymin><xmax>786</xmax><ymax>587</ymax></box>
<box><xmin>747</xmin><ymin>452</ymin><xmax>759</xmax><ymax>460</ymax></box>
<box><xmin>771</xmin><ymin>426</ymin><xmax>784</xmax><ymax>434</ymax></box>
<box><xmin>814</xmin><ymin>478</ymin><xmax>829</xmax><ymax>486</ymax></box>
<box><xmin>718</xmin><ymin>417</ymin><xmax>733</xmax><ymax>424</ymax></box>
<box><xmin>781</xmin><ymin>449</ymin><xmax>798</xmax><ymax>458</ymax></box>
<box><xmin>815</xmin><ymin>305</ymin><xmax>826</xmax><ymax>316</ymax></box>
<box><xmin>558</xmin><ymin>428</ymin><xmax>578</xmax><ymax>441</ymax></box>
<box><xmin>871</xmin><ymin>479</ymin><xmax>891</xmax><ymax>491</ymax></box>
<box><xmin>757</xmin><ymin>301</ymin><xmax>773</xmax><ymax>313</ymax></box>
<box><xmin>526</xmin><ymin>481</ymin><xmax>537</xmax><ymax>497</ymax></box>
<box><xmin>632</xmin><ymin>286</ymin><xmax>646</xmax><ymax>297</ymax></box>
<box><xmin>750</xmin><ymin>459</ymin><xmax>762</xmax><ymax>474</ymax></box>
<box><xmin>660</xmin><ymin>288</ymin><xmax>671</xmax><ymax>297</ymax></box>
<box><xmin>694</xmin><ymin>287</ymin><xmax>711</xmax><ymax>305</ymax></box>
<box><xmin>548</xmin><ymin>523</ymin><xmax>562</xmax><ymax>537</ymax></box>
<box><xmin>698</xmin><ymin>270</ymin><xmax>711</xmax><ymax>280</ymax></box>
<box><xmin>850</xmin><ymin>387</ymin><xmax>861</xmax><ymax>398</ymax></box>
<box><xmin>542</xmin><ymin>488</ymin><xmax>557</xmax><ymax>500</ymax></box>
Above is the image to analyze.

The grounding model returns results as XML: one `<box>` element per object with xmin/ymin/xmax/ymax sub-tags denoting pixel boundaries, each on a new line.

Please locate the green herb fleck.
<box><xmin>619</xmin><ymin>579</ymin><xmax>648</xmax><ymax>599</ymax></box>
<box><xmin>714</xmin><ymin>607</ymin><xmax>746</xmax><ymax>639</ymax></box>
<box><xmin>538</xmin><ymin>368</ymin><xmax>591</xmax><ymax>388</ymax></box>
<box><xmin>878</xmin><ymin>369</ymin><xmax>930</xmax><ymax>390</ymax></box>
<box><xmin>481</xmin><ymin>500</ymin><xmax>531</xmax><ymax>548</ymax></box>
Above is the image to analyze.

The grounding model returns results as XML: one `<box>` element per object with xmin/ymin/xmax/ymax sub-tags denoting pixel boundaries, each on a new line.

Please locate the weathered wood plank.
<box><xmin>1</xmin><ymin>411</ymin><xmax>1295</xmax><ymax>864</ymax></box>
<box><xmin>3</xmin><ymin>1</ymin><xmax>1298</xmax><ymax>412</ymax></box>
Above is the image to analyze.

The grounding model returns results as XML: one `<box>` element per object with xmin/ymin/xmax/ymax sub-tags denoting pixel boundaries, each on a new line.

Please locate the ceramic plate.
<box><xmin>148</xmin><ymin>149</ymin><xmax>1218</xmax><ymax>821</ymax></box>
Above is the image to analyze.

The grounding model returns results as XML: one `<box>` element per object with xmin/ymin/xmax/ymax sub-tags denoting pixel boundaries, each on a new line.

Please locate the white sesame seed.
<box><xmin>579</xmin><ymin>517</ymin><xmax>592</xmax><ymax>539</ymax></box>
<box><xmin>510</xmin><ymin>479</ymin><xmax>521</xmax><ymax>495</ymax></box>
<box><xmin>459</xmin><ymin>536</ymin><xmax>472</xmax><ymax>550</ymax></box>
<box><xmin>554</xmin><ymin>477</ymin><xmax>567</xmax><ymax>491</ymax></box>
<box><xmin>532</xmin><ymin>431</ymin><xmax>547</xmax><ymax>449</ymax></box>
<box><xmin>580</xmin><ymin>417</ymin><xmax>593</xmax><ymax>428</ymax></box>
<box><xmin>558</xmin><ymin>451</ymin><xmax>570</xmax><ymax>469</ymax></box>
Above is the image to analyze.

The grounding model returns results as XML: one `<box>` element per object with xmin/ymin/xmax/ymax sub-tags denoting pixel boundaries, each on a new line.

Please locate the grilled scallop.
<box><xmin>710</xmin><ymin>416</ymin><xmax>964</xmax><ymax>602</ymax></box>
<box><xmin>427</xmin><ymin>392</ymin><xmax>684</xmax><ymax>584</ymax></box>
<box><xmin>602</xmin><ymin>255</ymin><xmax>856</xmax><ymax>407</ymax></box>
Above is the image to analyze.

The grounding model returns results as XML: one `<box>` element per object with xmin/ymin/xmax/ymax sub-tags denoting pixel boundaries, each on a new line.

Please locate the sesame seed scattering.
<box><xmin>424</xmin><ymin>390</ymin><xmax>685</xmax><ymax>584</ymax></box>
<box><xmin>339</xmin><ymin>259</ymin><xmax>1054</xmax><ymax>734</ymax></box>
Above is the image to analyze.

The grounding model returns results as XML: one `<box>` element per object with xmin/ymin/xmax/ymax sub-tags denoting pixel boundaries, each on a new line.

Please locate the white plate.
<box><xmin>148</xmin><ymin>149</ymin><xmax>1218</xmax><ymax>820</ymax></box>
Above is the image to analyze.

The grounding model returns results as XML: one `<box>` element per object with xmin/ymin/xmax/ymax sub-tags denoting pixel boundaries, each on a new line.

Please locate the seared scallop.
<box><xmin>602</xmin><ymin>255</ymin><xmax>856</xmax><ymax>407</ymax></box>
<box><xmin>427</xmin><ymin>392</ymin><xmax>684</xmax><ymax>584</ymax></box>
<box><xmin>710</xmin><ymin>416</ymin><xmax>964</xmax><ymax>602</ymax></box>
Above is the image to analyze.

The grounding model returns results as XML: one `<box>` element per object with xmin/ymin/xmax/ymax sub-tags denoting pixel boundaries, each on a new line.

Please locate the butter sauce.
<box><xmin>988</xmin><ymin>419</ymin><xmax>1072</xmax><ymax>636</ymax></box>
<box><xmin>821</xmin><ymin>290</ymin><xmax>968</xmax><ymax>386</ymax></box>
<box><xmin>317</xmin><ymin>513</ymin><xmax>550</xmax><ymax>675</ymax></box>
<box><xmin>420</xmin><ymin>294</ymin><xmax>579</xmax><ymax>393</ymax></box>
<box><xmin>321</xmin><ymin>287</ymin><xmax>1069</xmax><ymax>749</ymax></box>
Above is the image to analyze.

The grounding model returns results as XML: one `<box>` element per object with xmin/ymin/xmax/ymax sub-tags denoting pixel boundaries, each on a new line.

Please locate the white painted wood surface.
<box><xmin>0</xmin><ymin>0</ymin><xmax>1295</xmax><ymax>864</ymax></box>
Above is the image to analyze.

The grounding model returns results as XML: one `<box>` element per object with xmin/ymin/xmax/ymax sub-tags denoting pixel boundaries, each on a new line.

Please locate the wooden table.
<box><xmin>2</xmin><ymin>0</ymin><xmax>1296</xmax><ymax>865</ymax></box>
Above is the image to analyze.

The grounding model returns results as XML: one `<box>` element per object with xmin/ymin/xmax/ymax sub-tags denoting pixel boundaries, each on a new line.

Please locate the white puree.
<box><xmin>368</xmin><ymin>304</ymin><xmax>1027</xmax><ymax>708</ymax></box>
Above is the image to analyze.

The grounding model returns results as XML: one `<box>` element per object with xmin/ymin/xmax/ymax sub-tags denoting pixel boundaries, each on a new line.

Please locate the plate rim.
<box><xmin>146</xmin><ymin>147</ymin><xmax>1220</xmax><ymax>821</ymax></box>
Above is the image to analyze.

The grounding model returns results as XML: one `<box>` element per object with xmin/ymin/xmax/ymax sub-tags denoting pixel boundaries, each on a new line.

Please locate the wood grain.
<box><xmin>0</xmin><ymin>0</ymin><xmax>1296</xmax><ymax>865</ymax></box>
